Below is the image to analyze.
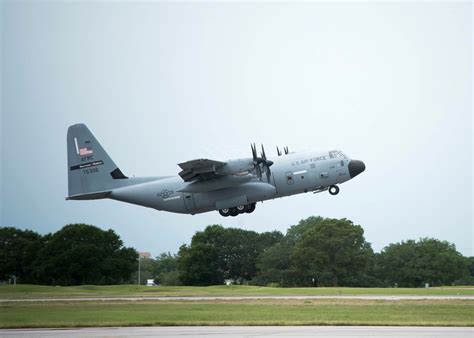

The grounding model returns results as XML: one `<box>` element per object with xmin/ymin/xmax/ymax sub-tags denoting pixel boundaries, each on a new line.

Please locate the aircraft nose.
<box><xmin>348</xmin><ymin>160</ymin><xmax>365</xmax><ymax>178</ymax></box>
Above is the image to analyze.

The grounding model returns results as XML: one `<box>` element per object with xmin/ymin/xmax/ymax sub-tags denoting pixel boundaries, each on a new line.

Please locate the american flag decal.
<box><xmin>79</xmin><ymin>147</ymin><xmax>93</xmax><ymax>156</ymax></box>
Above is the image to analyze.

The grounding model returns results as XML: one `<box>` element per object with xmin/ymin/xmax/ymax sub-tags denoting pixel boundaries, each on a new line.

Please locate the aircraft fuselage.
<box><xmin>66</xmin><ymin>124</ymin><xmax>365</xmax><ymax>217</ymax></box>
<box><xmin>108</xmin><ymin>150</ymin><xmax>364</xmax><ymax>215</ymax></box>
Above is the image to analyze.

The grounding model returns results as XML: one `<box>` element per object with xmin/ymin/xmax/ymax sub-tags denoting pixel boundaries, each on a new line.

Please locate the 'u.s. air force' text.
<box><xmin>291</xmin><ymin>155</ymin><xmax>326</xmax><ymax>166</ymax></box>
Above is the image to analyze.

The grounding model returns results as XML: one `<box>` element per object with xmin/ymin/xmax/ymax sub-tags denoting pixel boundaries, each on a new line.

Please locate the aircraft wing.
<box><xmin>178</xmin><ymin>159</ymin><xmax>226</xmax><ymax>182</ymax></box>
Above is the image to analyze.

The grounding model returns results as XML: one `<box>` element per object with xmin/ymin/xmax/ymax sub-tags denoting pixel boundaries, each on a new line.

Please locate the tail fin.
<box><xmin>67</xmin><ymin>124</ymin><xmax>128</xmax><ymax>199</ymax></box>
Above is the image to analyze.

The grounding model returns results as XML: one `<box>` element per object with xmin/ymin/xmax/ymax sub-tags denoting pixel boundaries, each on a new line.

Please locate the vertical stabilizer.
<box><xmin>67</xmin><ymin>124</ymin><xmax>127</xmax><ymax>199</ymax></box>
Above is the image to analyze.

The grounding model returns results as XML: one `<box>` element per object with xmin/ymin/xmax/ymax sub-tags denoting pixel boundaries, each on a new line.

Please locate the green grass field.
<box><xmin>0</xmin><ymin>299</ymin><xmax>472</xmax><ymax>328</ymax></box>
<box><xmin>1</xmin><ymin>284</ymin><xmax>473</xmax><ymax>299</ymax></box>
<box><xmin>1</xmin><ymin>285</ymin><xmax>471</xmax><ymax>328</ymax></box>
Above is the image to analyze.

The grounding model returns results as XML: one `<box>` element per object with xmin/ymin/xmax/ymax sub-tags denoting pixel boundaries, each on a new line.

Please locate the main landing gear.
<box><xmin>328</xmin><ymin>185</ymin><xmax>340</xmax><ymax>195</ymax></box>
<box><xmin>219</xmin><ymin>203</ymin><xmax>256</xmax><ymax>217</ymax></box>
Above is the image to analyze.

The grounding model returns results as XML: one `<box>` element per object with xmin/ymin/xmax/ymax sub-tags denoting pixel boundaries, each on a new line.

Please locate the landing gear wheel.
<box><xmin>236</xmin><ymin>205</ymin><xmax>246</xmax><ymax>214</ymax></box>
<box><xmin>219</xmin><ymin>208</ymin><xmax>231</xmax><ymax>217</ymax></box>
<box><xmin>230</xmin><ymin>208</ymin><xmax>239</xmax><ymax>217</ymax></box>
<box><xmin>329</xmin><ymin>185</ymin><xmax>340</xmax><ymax>195</ymax></box>
<box><xmin>245</xmin><ymin>203</ymin><xmax>256</xmax><ymax>213</ymax></box>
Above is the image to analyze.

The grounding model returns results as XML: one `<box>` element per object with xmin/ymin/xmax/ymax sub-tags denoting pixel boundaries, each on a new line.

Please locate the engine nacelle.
<box><xmin>218</xmin><ymin>158</ymin><xmax>254</xmax><ymax>175</ymax></box>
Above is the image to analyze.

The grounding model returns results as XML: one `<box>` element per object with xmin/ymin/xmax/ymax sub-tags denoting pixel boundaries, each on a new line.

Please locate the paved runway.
<box><xmin>1</xmin><ymin>326</ymin><xmax>472</xmax><ymax>337</ymax></box>
<box><xmin>1</xmin><ymin>295</ymin><xmax>473</xmax><ymax>302</ymax></box>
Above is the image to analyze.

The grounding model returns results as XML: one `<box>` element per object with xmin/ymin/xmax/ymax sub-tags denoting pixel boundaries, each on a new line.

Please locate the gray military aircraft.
<box><xmin>67</xmin><ymin>124</ymin><xmax>365</xmax><ymax>216</ymax></box>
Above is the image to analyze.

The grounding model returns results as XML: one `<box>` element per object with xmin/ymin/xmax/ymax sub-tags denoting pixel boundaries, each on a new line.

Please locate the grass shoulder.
<box><xmin>0</xmin><ymin>299</ymin><xmax>472</xmax><ymax>328</ymax></box>
<box><xmin>1</xmin><ymin>284</ymin><xmax>474</xmax><ymax>299</ymax></box>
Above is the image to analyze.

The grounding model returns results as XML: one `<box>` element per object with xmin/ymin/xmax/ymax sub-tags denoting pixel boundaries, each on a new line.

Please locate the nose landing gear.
<box><xmin>329</xmin><ymin>185</ymin><xmax>340</xmax><ymax>195</ymax></box>
<box><xmin>219</xmin><ymin>203</ymin><xmax>256</xmax><ymax>217</ymax></box>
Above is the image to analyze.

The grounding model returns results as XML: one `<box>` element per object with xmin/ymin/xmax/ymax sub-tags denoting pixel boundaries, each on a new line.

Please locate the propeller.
<box><xmin>277</xmin><ymin>146</ymin><xmax>289</xmax><ymax>155</ymax></box>
<box><xmin>260</xmin><ymin>145</ymin><xmax>273</xmax><ymax>182</ymax></box>
<box><xmin>251</xmin><ymin>143</ymin><xmax>262</xmax><ymax>179</ymax></box>
<box><xmin>251</xmin><ymin>143</ymin><xmax>273</xmax><ymax>182</ymax></box>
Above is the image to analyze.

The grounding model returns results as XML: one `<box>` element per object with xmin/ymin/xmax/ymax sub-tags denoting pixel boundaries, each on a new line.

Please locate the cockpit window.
<box><xmin>329</xmin><ymin>150</ymin><xmax>347</xmax><ymax>159</ymax></box>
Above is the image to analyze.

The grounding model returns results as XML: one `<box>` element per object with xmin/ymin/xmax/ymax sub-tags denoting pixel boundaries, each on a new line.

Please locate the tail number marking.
<box><xmin>83</xmin><ymin>167</ymin><xmax>99</xmax><ymax>175</ymax></box>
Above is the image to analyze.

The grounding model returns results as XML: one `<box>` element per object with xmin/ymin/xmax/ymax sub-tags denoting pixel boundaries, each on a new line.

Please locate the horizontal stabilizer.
<box><xmin>66</xmin><ymin>190</ymin><xmax>111</xmax><ymax>200</ymax></box>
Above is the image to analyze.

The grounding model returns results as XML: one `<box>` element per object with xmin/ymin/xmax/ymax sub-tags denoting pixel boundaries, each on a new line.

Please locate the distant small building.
<box><xmin>138</xmin><ymin>251</ymin><xmax>151</xmax><ymax>259</ymax></box>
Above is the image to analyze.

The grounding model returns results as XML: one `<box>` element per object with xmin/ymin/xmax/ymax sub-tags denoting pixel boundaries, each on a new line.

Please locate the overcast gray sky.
<box><xmin>1</xmin><ymin>1</ymin><xmax>472</xmax><ymax>256</ymax></box>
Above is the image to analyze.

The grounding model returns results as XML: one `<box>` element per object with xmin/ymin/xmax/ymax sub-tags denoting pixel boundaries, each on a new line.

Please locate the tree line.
<box><xmin>0</xmin><ymin>224</ymin><xmax>137</xmax><ymax>285</ymax></box>
<box><xmin>1</xmin><ymin>217</ymin><xmax>472</xmax><ymax>287</ymax></box>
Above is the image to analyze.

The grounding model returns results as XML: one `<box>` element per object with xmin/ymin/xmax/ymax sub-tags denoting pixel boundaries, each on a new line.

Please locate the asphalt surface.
<box><xmin>1</xmin><ymin>295</ymin><xmax>473</xmax><ymax>302</ymax></box>
<box><xmin>0</xmin><ymin>326</ymin><xmax>472</xmax><ymax>337</ymax></box>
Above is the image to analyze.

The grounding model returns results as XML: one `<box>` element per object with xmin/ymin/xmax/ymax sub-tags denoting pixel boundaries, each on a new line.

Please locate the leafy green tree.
<box><xmin>252</xmin><ymin>242</ymin><xmax>305</xmax><ymax>287</ymax></box>
<box><xmin>154</xmin><ymin>252</ymin><xmax>180</xmax><ymax>285</ymax></box>
<box><xmin>34</xmin><ymin>224</ymin><xmax>137</xmax><ymax>285</ymax></box>
<box><xmin>286</xmin><ymin>216</ymin><xmax>324</xmax><ymax>244</ymax></box>
<box><xmin>177</xmin><ymin>225</ymin><xmax>283</xmax><ymax>285</ymax></box>
<box><xmin>291</xmin><ymin>218</ymin><xmax>373</xmax><ymax>286</ymax></box>
<box><xmin>376</xmin><ymin>238</ymin><xmax>469</xmax><ymax>287</ymax></box>
<box><xmin>257</xmin><ymin>231</ymin><xmax>285</xmax><ymax>250</ymax></box>
<box><xmin>468</xmin><ymin>257</ymin><xmax>474</xmax><ymax>277</ymax></box>
<box><xmin>343</xmin><ymin>251</ymin><xmax>382</xmax><ymax>287</ymax></box>
<box><xmin>0</xmin><ymin>227</ymin><xmax>43</xmax><ymax>283</ymax></box>
<box><xmin>158</xmin><ymin>270</ymin><xmax>181</xmax><ymax>285</ymax></box>
<box><xmin>253</xmin><ymin>217</ymin><xmax>377</xmax><ymax>287</ymax></box>
<box><xmin>155</xmin><ymin>252</ymin><xmax>178</xmax><ymax>273</ymax></box>
<box><xmin>455</xmin><ymin>257</ymin><xmax>474</xmax><ymax>285</ymax></box>
<box><xmin>178</xmin><ymin>242</ymin><xmax>222</xmax><ymax>285</ymax></box>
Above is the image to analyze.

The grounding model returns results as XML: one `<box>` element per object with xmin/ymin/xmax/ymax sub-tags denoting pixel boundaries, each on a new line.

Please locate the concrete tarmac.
<box><xmin>0</xmin><ymin>326</ymin><xmax>472</xmax><ymax>337</ymax></box>
<box><xmin>1</xmin><ymin>295</ymin><xmax>473</xmax><ymax>302</ymax></box>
